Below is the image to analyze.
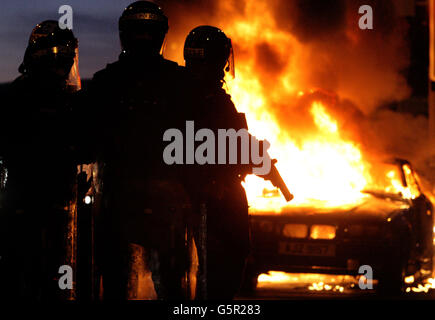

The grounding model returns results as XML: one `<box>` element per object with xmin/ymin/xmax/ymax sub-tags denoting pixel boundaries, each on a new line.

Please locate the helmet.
<box><xmin>119</xmin><ymin>1</ymin><xmax>168</xmax><ymax>56</ymax></box>
<box><xmin>19</xmin><ymin>20</ymin><xmax>80</xmax><ymax>90</ymax></box>
<box><xmin>184</xmin><ymin>25</ymin><xmax>235</xmax><ymax>80</ymax></box>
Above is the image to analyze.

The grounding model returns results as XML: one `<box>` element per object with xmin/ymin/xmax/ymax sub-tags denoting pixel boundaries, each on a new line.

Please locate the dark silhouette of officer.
<box><xmin>80</xmin><ymin>1</ymin><xmax>194</xmax><ymax>300</ymax></box>
<box><xmin>184</xmin><ymin>26</ymin><xmax>252</xmax><ymax>300</ymax></box>
<box><xmin>0</xmin><ymin>20</ymin><xmax>81</xmax><ymax>300</ymax></box>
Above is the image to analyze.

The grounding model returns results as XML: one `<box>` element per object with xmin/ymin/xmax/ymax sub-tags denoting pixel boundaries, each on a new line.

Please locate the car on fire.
<box><xmin>243</xmin><ymin>159</ymin><xmax>434</xmax><ymax>294</ymax></box>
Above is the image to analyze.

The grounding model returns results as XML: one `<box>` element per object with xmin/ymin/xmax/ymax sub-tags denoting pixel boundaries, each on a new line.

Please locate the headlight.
<box><xmin>310</xmin><ymin>225</ymin><xmax>336</xmax><ymax>240</ymax></box>
<box><xmin>282</xmin><ymin>224</ymin><xmax>308</xmax><ymax>238</ymax></box>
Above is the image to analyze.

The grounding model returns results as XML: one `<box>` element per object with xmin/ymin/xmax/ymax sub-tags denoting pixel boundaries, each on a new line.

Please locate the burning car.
<box><xmin>243</xmin><ymin>159</ymin><xmax>433</xmax><ymax>294</ymax></box>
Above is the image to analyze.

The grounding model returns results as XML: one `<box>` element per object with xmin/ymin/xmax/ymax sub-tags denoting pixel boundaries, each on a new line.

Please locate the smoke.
<box><xmin>157</xmin><ymin>0</ymin><xmax>433</xmax><ymax>187</ymax></box>
<box><xmin>272</xmin><ymin>0</ymin><xmax>410</xmax><ymax>114</ymax></box>
<box><xmin>254</xmin><ymin>42</ymin><xmax>288</xmax><ymax>80</ymax></box>
<box><xmin>273</xmin><ymin>0</ymin><xmax>347</xmax><ymax>42</ymax></box>
<box><xmin>159</xmin><ymin>0</ymin><xmax>410</xmax><ymax>113</ymax></box>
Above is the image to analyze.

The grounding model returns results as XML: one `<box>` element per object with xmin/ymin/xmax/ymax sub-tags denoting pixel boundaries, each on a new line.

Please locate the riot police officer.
<box><xmin>80</xmin><ymin>1</ymin><xmax>193</xmax><ymax>300</ymax></box>
<box><xmin>0</xmin><ymin>20</ymin><xmax>81</xmax><ymax>300</ymax></box>
<box><xmin>184</xmin><ymin>26</ymin><xmax>252</xmax><ymax>300</ymax></box>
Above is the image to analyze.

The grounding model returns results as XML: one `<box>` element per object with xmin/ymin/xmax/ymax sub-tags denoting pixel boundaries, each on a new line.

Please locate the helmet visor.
<box><xmin>226</xmin><ymin>39</ymin><xmax>235</xmax><ymax>79</ymax></box>
<box><xmin>66</xmin><ymin>47</ymin><xmax>81</xmax><ymax>92</ymax></box>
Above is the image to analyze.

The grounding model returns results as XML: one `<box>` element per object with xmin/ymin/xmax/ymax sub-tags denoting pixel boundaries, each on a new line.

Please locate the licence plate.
<box><xmin>278</xmin><ymin>241</ymin><xmax>336</xmax><ymax>257</ymax></box>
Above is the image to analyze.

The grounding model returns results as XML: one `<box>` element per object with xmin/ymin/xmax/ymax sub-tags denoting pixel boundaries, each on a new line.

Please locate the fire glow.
<box><xmin>237</xmin><ymin>98</ymin><xmax>374</xmax><ymax>211</ymax></box>
<box><xmin>227</xmin><ymin>81</ymin><xmax>412</xmax><ymax>211</ymax></box>
<box><xmin>212</xmin><ymin>2</ymin><xmax>415</xmax><ymax>212</ymax></box>
<box><xmin>164</xmin><ymin>0</ymin><xmax>434</xmax><ymax>297</ymax></box>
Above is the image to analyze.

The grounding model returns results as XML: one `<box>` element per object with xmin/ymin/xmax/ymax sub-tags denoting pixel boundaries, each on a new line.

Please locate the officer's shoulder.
<box><xmin>211</xmin><ymin>87</ymin><xmax>239</xmax><ymax>114</ymax></box>
<box><xmin>216</xmin><ymin>87</ymin><xmax>234</xmax><ymax>103</ymax></box>
<box><xmin>11</xmin><ymin>74</ymin><xmax>28</xmax><ymax>86</ymax></box>
<box><xmin>161</xmin><ymin>58</ymin><xmax>184</xmax><ymax>75</ymax></box>
<box><xmin>161</xmin><ymin>58</ymin><xmax>179</xmax><ymax>68</ymax></box>
<box><xmin>92</xmin><ymin>61</ymin><xmax>122</xmax><ymax>81</ymax></box>
<box><xmin>6</xmin><ymin>75</ymin><xmax>30</xmax><ymax>94</ymax></box>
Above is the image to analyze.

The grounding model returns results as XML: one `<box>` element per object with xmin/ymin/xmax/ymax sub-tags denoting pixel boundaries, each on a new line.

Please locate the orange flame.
<box><xmin>215</xmin><ymin>2</ymin><xmax>413</xmax><ymax>212</ymax></box>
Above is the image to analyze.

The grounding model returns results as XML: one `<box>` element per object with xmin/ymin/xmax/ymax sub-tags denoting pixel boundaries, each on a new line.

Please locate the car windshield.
<box><xmin>362</xmin><ymin>162</ymin><xmax>412</xmax><ymax>200</ymax></box>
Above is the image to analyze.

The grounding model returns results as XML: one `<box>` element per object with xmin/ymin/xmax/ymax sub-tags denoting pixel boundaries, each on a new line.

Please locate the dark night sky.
<box><xmin>0</xmin><ymin>0</ymin><xmax>141</xmax><ymax>83</ymax></box>
<box><xmin>0</xmin><ymin>0</ymin><xmax>419</xmax><ymax>85</ymax></box>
